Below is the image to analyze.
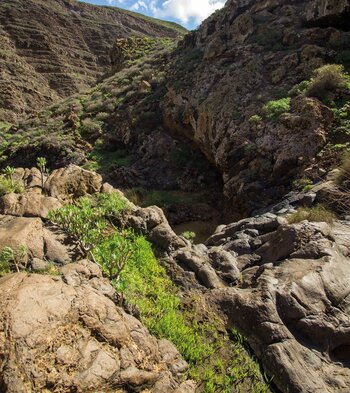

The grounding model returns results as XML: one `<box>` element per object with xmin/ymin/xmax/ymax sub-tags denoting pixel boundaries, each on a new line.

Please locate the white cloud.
<box><xmin>130</xmin><ymin>0</ymin><xmax>148</xmax><ymax>11</ymax></box>
<box><xmin>150</xmin><ymin>0</ymin><xmax>225</xmax><ymax>24</ymax></box>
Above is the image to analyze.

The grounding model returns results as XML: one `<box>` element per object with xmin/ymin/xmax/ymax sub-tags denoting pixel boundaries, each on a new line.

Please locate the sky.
<box><xmin>80</xmin><ymin>0</ymin><xmax>226</xmax><ymax>30</ymax></box>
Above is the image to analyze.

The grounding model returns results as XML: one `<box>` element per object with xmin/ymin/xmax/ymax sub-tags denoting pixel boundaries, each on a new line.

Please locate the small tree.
<box><xmin>37</xmin><ymin>157</ymin><xmax>47</xmax><ymax>189</ymax></box>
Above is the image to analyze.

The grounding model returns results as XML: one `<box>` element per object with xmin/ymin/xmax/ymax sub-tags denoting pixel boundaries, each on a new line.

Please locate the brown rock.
<box><xmin>0</xmin><ymin>261</ymin><xmax>194</xmax><ymax>392</ymax></box>
<box><xmin>0</xmin><ymin>216</ymin><xmax>44</xmax><ymax>260</ymax></box>
<box><xmin>44</xmin><ymin>165</ymin><xmax>102</xmax><ymax>201</ymax></box>
<box><xmin>0</xmin><ymin>192</ymin><xmax>62</xmax><ymax>218</ymax></box>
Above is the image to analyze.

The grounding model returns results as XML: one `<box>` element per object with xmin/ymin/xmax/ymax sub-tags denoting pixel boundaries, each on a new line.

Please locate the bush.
<box><xmin>48</xmin><ymin>193</ymin><xmax>129</xmax><ymax>258</ymax></box>
<box><xmin>306</xmin><ymin>64</ymin><xmax>349</xmax><ymax>99</ymax></box>
<box><xmin>0</xmin><ymin>245</ymin><xmax>27</xmax><ymax>276</ymax></box>
<box><xmin>287</xmin><ymin>204</ymin><xmax>336</xmax><ymax>224</ymax></box>
<box><xmin>263</xmin><ymin>97</ymin><xmax>291</xmax><ymax>121</ymax></box>
<box><xmin>181</xmin><ymin>231</ymin><xmax>196</xmax><ymax>243</ymax></box>
<box><xmin>79</xmin><ymin>118</ymin><xmax>103</xmax><ymax>137</ymax></box>
<box><xmin>0</xmin><ymin>175</ymin><xmax>24</xmax><ymax>196</ymax></box>
<box><xmin>94</xmin><ymin>230</ymin><xmax>138</xmax><ymax>281</ymax></box>
<box><xmin>248</xmin><ymin>114</ymin><xmax>263</xmax><ymax>123</ymax></box>
<box><xmin>48</xmin><ymin>196</ymin><xmax>107</xmax><ymax>257</ymax></box>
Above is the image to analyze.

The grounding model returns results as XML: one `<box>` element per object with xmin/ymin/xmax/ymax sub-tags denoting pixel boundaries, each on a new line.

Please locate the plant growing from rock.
<box><xmin>3</xmin><ymin>166</ymin><xmax>15</xmax><ymax>188</ymax></box>
<box><xmin>36</xmin><ymin>157</ymin><xmax>47</xmax><ymax>189</ymax></box>
<box><xmin>287</xmin><ymin>204</ymin><xmax>336</xmax><ymax>224</ymax></box>
<box><xmin>263</xmin><ymin>97</ymin><xmax>291</xmax><ymax>121</ymax></box>
<box><xmin>306</xmin><ymin>64</ymin><xmax>350</xmax><ymax>100</ymax></box>
<box><xmin>0</xmin><ymin>166</ymin><xmax>24</xmax><ymax>196</ymax></box>
<box><xmin>48</xmin><ymin>196</ymin><xmax>106</xmax><ymax>261</ymax></box>
<box><xmin>181</xmin><ymin>231</ymin><xmax>196</xmax><ymax>243</ymax></box>
<box><xmin>0</xmin><ymin>245</ymin><xmax>27</xmax><ymax>275</ymax></box>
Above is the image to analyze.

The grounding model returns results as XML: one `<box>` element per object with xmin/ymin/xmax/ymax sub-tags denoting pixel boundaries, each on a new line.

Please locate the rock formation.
<box><xmin>162</xmin><ymin>0</ymin><xmax>350</xmax><ymax>216</ymax></box>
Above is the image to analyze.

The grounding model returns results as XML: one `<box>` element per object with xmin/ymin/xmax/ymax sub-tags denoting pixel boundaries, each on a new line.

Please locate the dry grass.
<box><xmin>306</xmin><ymin>64</ymin><xmax>349</xmax><ymax>99</ymax></box>
<box><xmin>288</xmin><ymin>204</ymin><xmax>336</xmax><ymax>224</ymax></box>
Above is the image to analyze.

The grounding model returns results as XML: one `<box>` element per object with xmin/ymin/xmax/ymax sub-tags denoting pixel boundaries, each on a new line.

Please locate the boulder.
<box><xmin>44</xmin><ymin>165</ymin><xmax>102</xmax><ymax>201</ymax></box>
<box><xmin>0</xmin><ymin>216</ymin><xmax>44</xmax><ymax>261</ymax></box>
<box><xmin>0</xmin><ymin>261</ymin><xmax>195</xmax><ymax>392</ymax></box>
<box><xmin>0</xmin><ymin>192</ymin><xmax>62</xmax><ymax>218</ymax></box>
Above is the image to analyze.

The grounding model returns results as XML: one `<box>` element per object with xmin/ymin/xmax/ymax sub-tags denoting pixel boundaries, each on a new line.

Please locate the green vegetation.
<box><xmin>48</xmin><ymin>193</ymin><xmax>270</xmax><ymax>393</ymax></box>
<box><xmin>83</xmin><ymin>148</ymin><xmax>133</xmax><ymax>173</ymax></box>
<box><xmin>306</xmin><ymin>64</ymin><xmax>350</xmax><ymax>100</ymax></box>
<box><xmin>0</xmin><ymin>166</ymin><xmax>24</xmax><ymax>196</ymax></box>
<box><xmin>0</xmin><ymin>245</ymin><xmax>27</xmax><ymax>276</ymax></box>
<box><xmin>37</xmin><ymin>157</ymin><xmax>47</xmax><ymax>189</ymax></box>
<box><xmin>263</xmin><ymin>97</ymin><xmax>291</xmax><ymax>121</ymax></box>
<box><xmin>181</xmin><ymin>231</ymin><xmax>196</xmax><ymax>243</ymax></box>
<box><xmin>292</xmin><ymin>178</ymin><xmax>313</xmax><ymax>192</ymax></box>
<box><xmin>288</xmin><ymin>204</ymin><xmax>336</xmax><ymax>224</ymax></box>
<box><xmin>249</xmin><ymin>114</ymin><xmax>263</xmax><ymax>123</ymax></box>
<box><xmin>94</xmin><ymin>230</ymin><xmax>139</xmax><ymax>281</ymax></box>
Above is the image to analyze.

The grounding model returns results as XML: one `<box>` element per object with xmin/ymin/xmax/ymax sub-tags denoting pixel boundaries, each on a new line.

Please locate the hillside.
<box><xmin>0</xmin><ymin>0</ymin><xmax>185</xmax><ymax>121</ymax></box>
<box><xmin>0</xmin><ymin>1</ymin><xmax>350</xmax><ymax>393</ymax></box>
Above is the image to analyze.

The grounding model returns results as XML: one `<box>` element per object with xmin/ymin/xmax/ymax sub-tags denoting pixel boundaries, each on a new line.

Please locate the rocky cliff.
<box><xmin>162</xmin><ymin>0</ymin><xmax>350</xmax><ymax>217</ymax></box>
<box><xmin>0</xmin><ymin>0</ymin><xmax>184</xmax><ymax>121</ymax></box>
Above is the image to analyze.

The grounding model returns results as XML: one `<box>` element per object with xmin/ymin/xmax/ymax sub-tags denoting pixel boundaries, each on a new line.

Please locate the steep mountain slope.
<box><xmin>4</xmin><ymin>0</ymin><xmax>349</xmax><ymax>222</ymax></box>
<box><xmin>0</xmin><ymin>0</ymin><xmax>185</xmax><ymax>121</ymax></box>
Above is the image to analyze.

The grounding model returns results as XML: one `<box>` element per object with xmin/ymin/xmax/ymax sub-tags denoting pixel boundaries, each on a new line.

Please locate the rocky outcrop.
<box><xmin>208</xmin><ymin>218</ymin><xmax>350</xmax><ymax>392</ymax></box>
<box><xmin>44</xmin><ymin>165</ymin><xmax>103</xmax><ymax>201</ymax></box>
<box><xmin>0</xmin><ymin>0</ymin><xmax>184</xmax><ymax>120</ymax></box>
<box><xmin>0</xmin><ymin>260</ymin><xmax>194</xmax><ymax>392</ymax></box>
<box><xmin>166</xmin><ymin>211</ymin><xmax>350</xmax><ymax>393</ymax></box>
<box><xmin>162</xmin><ymin>0</ymin><xmax>349</xmax><ymax>217</ymax></box>
<box><xmin>304</xmin><ymin>0</ymin><xmax>350</xmax><ymax>28</ymax></box>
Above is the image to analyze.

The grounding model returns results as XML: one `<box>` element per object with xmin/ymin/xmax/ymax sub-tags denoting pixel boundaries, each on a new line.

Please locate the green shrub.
<box><xmin>48</xmin><ymin>193</ymin><xmax>129</xmax><ymax>258</ymax></box>
<box><xmin>0</xmin><ymin>245</ymin><xmax>27</xmax><ymax>276</ymax></box>
<box><xmin>263</xmin><ymin>97</ymin><xmax>291</xmax><ymax>121</ymax></box>
<box><xmin>249</xmin><ymin>114</ymin><xmax>263</xmax><ymax>123</ymax></box>
<box><xmin>0</xmin><ymin>175</ymin><xmax>24</xmax><ymax>196</ymax></box>
<box><xmin>306</xmin><ymin>64</ymin><xmax>349</xmax><ymax>99</ymax></box>
<box><xmin>181</xmin><ymin>231</ymin><xmax>196</xmax><ymax>243</ymax></box>
<box><xmin>288</xmin><ymin>80</ymin><xmax>311</xmax><ymax>96</ymax></box>
<box><xmin>48</xmin><ymin>196</ymin><xmax>107</xmax><ymax>257</ymax></box>
<box><xmin>288</xmin><ymin>204</ymin><xmax>336</xmax><ymax>224</ymax></box>
<box><xmin>79</xmin><ymin>118</ymin><xmax>103</xmax><ymax>137</ymax></box>
<box><xmin>94</xmin><ymin>230</ymin><xmax>138</xmax><ymax>281</ymax></box>
<box><xmin>292</xmin><ymin>178</ymin><xmax>313</xmax><ymax>191</ymax></box>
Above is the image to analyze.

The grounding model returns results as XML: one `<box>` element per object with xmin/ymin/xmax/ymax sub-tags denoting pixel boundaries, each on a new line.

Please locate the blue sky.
<box><xmin>80</xmin><ymin>0</ymin><xmax>225</xmax><ymax>30</ymax></box>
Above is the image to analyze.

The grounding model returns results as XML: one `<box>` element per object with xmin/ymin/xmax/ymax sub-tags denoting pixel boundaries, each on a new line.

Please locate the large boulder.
<box><xmin>0</xmin><ymin>260</ymin><xmax>195</xmax><ymax>392</ymax></box>
<box><xmin>44</xmin><ymin>165</ymin><xmax>103</xmax><ymax>201</ymax></box>
<box><xmin>0</xmin><ymin>192</ymin><xmax>62</xmax><ymax>218</ymax></box>
<box><xmin>0</xmin><ymin>216</ymin><xmax>73</xmax><ymax>265</ymax></box>
<box><xmin>0</xmin><ymin>216</ymin><xmax>44</xmax><ymax>261</ymax></box>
